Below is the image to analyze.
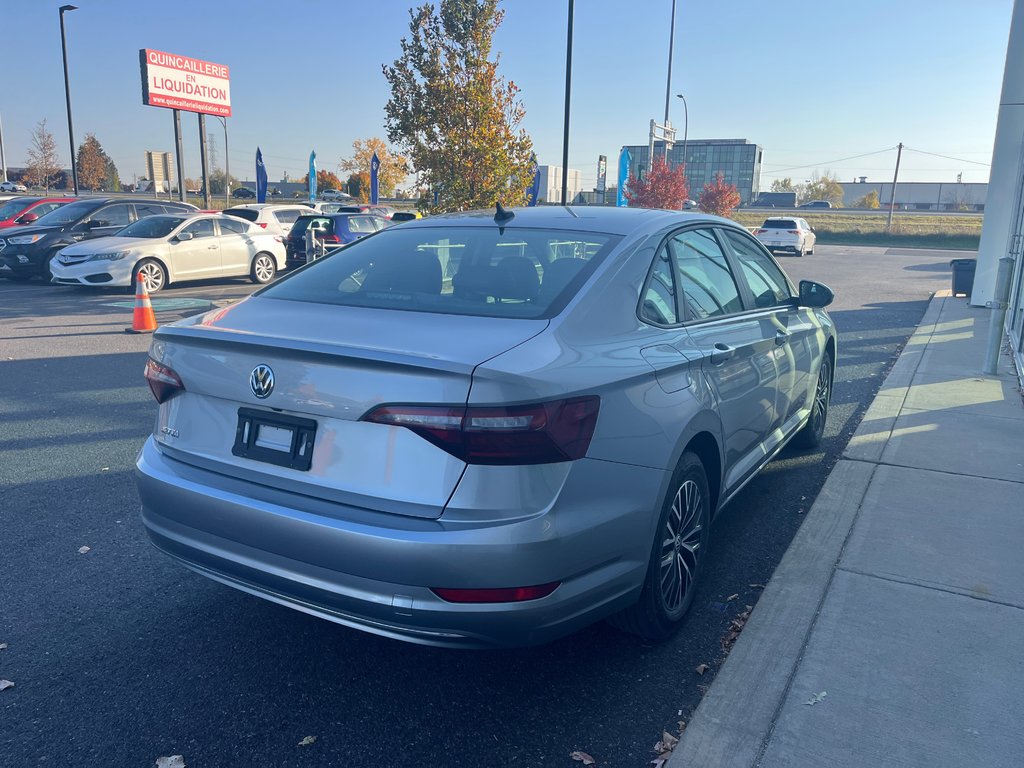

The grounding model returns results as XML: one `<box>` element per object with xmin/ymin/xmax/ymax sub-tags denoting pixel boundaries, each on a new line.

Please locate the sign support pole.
<box><xmin>173</xmin><ymin>110</ymin><xmax>186</xmax><ymax>202</ymax></box>
<box><xmin>198</xmin><ymin>114</ymin><xmax>211</xmax><ymax>210</ymax></box>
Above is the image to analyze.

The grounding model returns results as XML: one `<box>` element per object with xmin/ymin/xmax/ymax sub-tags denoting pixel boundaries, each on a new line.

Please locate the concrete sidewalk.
<box><xmin>670</xmin><ymin>290</ymin><xmax>1024</xmax><ymax>768</ymax></box>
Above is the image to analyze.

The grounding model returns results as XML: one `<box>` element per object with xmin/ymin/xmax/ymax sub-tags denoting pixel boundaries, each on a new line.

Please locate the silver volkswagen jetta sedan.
<box><xmin>136</xmin><ymin>206</ymin><xmax>835</xmax><ymax>648</ymax></box>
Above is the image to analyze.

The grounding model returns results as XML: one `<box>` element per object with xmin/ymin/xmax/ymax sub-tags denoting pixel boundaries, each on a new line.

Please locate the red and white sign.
<box><xmin>139</xmin><ymin>49</ymin><xmax>231</xmax><ymax>117</ymax></box>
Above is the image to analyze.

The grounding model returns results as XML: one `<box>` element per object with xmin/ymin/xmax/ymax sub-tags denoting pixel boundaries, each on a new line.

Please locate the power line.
<box><xmin>902</xmin><ymin>146</ymin><xmax>991</xmax><ymax>167</ymax></box>
<box><xmin>764</xmin><ymin>147</ymin><xmax>896</xmax><ymax>173</ymax></box>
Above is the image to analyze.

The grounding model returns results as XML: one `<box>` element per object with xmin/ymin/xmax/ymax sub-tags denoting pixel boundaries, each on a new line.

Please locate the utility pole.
<box><xmin>887</xmin><ymin>142</ymin><xmax>903</xmax><ymax>231</ymax></box>
<box><xmin>172</xmin><ymin>110</ymin><xmax>186</xmax><ymax>202</ymax></box>
<box><xmin>59</xmin><ymin>5</ymin><xmax>79</xmax><ymax>196</ymax></box>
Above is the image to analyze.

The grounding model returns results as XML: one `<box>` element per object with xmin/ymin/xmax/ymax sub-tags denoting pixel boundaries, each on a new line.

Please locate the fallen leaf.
<box><xmin>100</xmin><ymin>467</ymin><xmax>110</xmax><ymax>472</ymax></box>
<box><xmin>650</xmin><ymin>758</ymin><xmax>668</xmax><ymax>768</ymax></box>
<box><xmin>678</xmin><ymin>720</ymin><xmax>687</xmax><ymax>733</ymax></box>
<box><xmin>0</xmin><ymin>680</ymin><xmax>14</xmax><ymax>691</ymax></box>
<box><xmin>570</xmin><ymin>751</ymin><xmax>595</xmax><ymax>765</ymax></box>
<box><xmin>726</xmin><ymin>593</ymin><xmax>739</xmax><ymax>601</ymax></box>
<box><xmin>660</xmin><ymin>731</ymin><xmax>678</xmax><ymax>750</ymax></box>
<box><xmin>298</xmin><ymin>736</ymin><xmax>317</xmax><ymax>747</ymax></box>
<box><xmin>155</xmin><ymin>758</ymin><xmax>185</xmax><ymax>768</ymax></box>
<box><xmin>805</xmin><ymin>691</ymin><xmax>828</xmax><ymax>706</ymax></box>
<box><xmin>695</xmin><ymin>664</ymin><xmax>709</xmax><ymax>675</ymax></box>
<box><xmin>78</xmin><ymin>546</ymin><xmax>91</xmax><ymax>554</ymax></box>
<box><xmin>0</xmin><ymin>643</ymin><xmax>7</xmax><ymax>651</ymax></box>
<box><xmin>749</xmin><ymin>583</ymin><xmax>766</xmax><ymax>589</ymax></box>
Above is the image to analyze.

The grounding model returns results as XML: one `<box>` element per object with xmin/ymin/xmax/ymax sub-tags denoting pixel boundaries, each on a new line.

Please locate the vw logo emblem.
<box><xmin>250</xmin><ymin>364</ymin><xmax>275</xmax><ymax>399</ymax></box>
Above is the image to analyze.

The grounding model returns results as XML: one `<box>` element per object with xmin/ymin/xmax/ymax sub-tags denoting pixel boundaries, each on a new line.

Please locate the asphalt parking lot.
<box><xmin>0</xmin><ymin>244</ymin><xmax>958</xmax><ymax>767</ymax></box>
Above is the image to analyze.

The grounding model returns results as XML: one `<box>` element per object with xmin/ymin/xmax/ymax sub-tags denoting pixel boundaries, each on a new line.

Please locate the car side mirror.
<box><xmin>794</xmin><ymin>280</ymin><xmax>834</xmax><ymax>308</ymax></box>
<box><xmin>15</xmin><ymin>213</ymin><xmax>39</xmax><ymax>224</ymax></box>
<box><xmin>176</xmin><ymin>231</ymin><xmax>194</xmax><ymax>241</ymax></box>
<box><xmin>86</xmin><ymin>219</ymin><xmax>108</xmax><ymax>229</ymax></box>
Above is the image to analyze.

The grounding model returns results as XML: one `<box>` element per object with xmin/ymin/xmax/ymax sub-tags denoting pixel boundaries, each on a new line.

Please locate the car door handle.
<box><xmin>710</xmin><ymin>343</ymin><xmax>735</xmax><ymax>365</ymax></box>
<box><xmin>775</xmin><ymin>330</ymin><xmax>789</xmax><ymax>346</ymax></box>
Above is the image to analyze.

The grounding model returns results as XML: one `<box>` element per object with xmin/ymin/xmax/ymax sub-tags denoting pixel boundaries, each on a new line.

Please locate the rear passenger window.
<box><xmin>273</xmin><ymin>210</ymin><xmax>300</xmax><ymax>225</ymax></box>
<box><xmin>218</xmin><ymin>217</ymin><xmax>248</xmax><ymax>234</ymax></box>
<box><xmin>349</xmin><ymin>216</ymin><xmax>376</xmax><ymax>233</ymax></box>
<box><xmin>135</xmin><ymin>204</ymin><xmax>166</xmax><ymax>218</ymax></box>
<box><xmin>670</xmin><ymin>228</ymin><xmax>744</xmax><ymax>320</ymax></box>
<box><xmin>722</xmin><ymin>229</ymin><xmax>792</xmax><ymax>308</ymax></box>
<box><xmin>640</xmin><ymin>246</ymin><xmax>678</xmax><ymax>325</ymax></box>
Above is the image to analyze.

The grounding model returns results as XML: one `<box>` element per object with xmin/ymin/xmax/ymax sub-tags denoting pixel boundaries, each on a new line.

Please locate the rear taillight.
<box><xmin>362</xmin><ymin>396</ymin><xmax>600</xmax><ymax>465</ymax></box>
<box><xmin>257</xmin><ymin>222</ymin><xmax>268</xmax><ymax>229</ymax></box>
<box><xmin>144</xmin><ymin>358</ymin><xmax>184</xmax><ymax>404</ymax></box>
<box><xmin>788</xmin><ymin>229</ymin><xmax>800</xmax><ymax>234</ymax></box>
<box><xmin>431</xmin><ymin>583</ymin><xmax>560</xmax><ymax>603</ymax></box>
<box><xmin>322</xmin><ymin>234</ymin><xmax>341</xmax><ymax>244</ymax></box>
<box><xmin>755</xmin><ymin>229</ymin><xmax>767</xmax><ymax>234</ymax></box>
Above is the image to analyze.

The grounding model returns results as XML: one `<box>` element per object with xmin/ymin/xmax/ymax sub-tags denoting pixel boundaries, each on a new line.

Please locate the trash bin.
<box><xmin>950</xmin><ymin>258</ymin><xmax>977</xmax><ymax>298</ymax></box>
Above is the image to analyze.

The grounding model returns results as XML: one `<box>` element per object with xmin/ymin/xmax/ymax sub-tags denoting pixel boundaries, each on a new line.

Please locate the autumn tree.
<box><xmin>854</xmin><ymin>189</ymin><xmax>880</xmax><ymax>209</ymax></box>
<box><xmin>798</xmin><ymin>171</ymin><xmax>844</xmax><ymax>207</ymax></box>
<box><xmin>624</xmin><ymin>158</ymin><xmax>689</xmax><ymax>209</ymax></box>
<box><xmin>346</xmin><ymin>171</ymin><xmax>371</xmax><ymax>201</ymax></box>
<box><xmin>299</xmin><ymin>170</ymin><xmax>344</xmax><ymax>191</ymax></box>
<box><xmin>76</xmin><ymin>134</ymin><xmax>107</xmax><ymax>191</ymax></box>
<box><xmin>339</xmin><ymin>138</ymin><xmax>408</xmax><ymax>199</ymax></box>
<box><xmin>698</xmin><ymin>172</ymin><xmax>742</xmax><ymax>217</ymax></box>
<box><xmin>770</xmin><ymin>177</ymin><xmax>795</xmax><ymax>192</ymax></box>
<box><xmin>26</xmin><ymin>119</ymin><xmax>61</xmax><ymax>193</ymax></box>
<box><xmin>383</xmin><ymin>0</ymin><xmax>535</xmax><ymax>213</ymax></box>
<box><xmin>209</xmin><ymin>169</ymin><xmax>239</xmax><ymax>195</ymax></box>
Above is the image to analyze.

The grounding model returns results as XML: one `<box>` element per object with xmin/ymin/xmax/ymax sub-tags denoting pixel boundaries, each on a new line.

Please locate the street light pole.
<box><xmin>663</xmin><ymin>0</ymin><xmax>677</xmax><ymax>126</ymax></box>
<box><xmin>561</xmin><ymin>0</ymin><xmax>574</xmax><ymax>206</ymax></box>
<box><xmin>59</xmin><ymin>4</ymin><xmax>79</xmax><ymax>196</ymax></box>
<box><xmin>675</xmin><ymin>93</ymin><xmax>688</xmax><ymax>168</ymax></box>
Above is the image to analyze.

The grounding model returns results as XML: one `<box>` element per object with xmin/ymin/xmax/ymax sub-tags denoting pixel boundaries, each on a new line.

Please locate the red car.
<box><xmin>0</xmin><ymin>196</ymin><xmax>75</xmax><ymax>229</ymax></box>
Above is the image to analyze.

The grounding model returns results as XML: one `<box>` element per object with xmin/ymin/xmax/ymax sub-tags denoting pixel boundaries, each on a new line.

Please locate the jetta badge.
<box><xmin>250</xmin><ymin>364</ymin><xmax>275</xmax><ymax>399</ymax></box>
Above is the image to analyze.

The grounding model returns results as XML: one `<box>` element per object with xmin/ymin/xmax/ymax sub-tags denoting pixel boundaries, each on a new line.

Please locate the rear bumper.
<box><xmin>135</xmin><ymin>437</ymin><xmax>666</xmax><ymax>648</ymax></box>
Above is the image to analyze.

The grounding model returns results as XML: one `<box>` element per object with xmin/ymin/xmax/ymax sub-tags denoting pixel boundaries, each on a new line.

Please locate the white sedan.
<box><xmin>50</xmin><ymin>213</ymin><xmax>286</xmax><ymax>293</ymax></box>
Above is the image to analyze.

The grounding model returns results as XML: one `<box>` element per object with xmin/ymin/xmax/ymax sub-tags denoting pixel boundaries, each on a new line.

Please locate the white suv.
<box><xmin>320</xmin><ymin>189</ymin><xmax>352</xmax><ymax>201</ymax></box>
<box><xmin>221</xmin><ymin>203</ymin><xmax>317</xmax><ymax>236</ymax></box>
<box><xmin>753</xmin><ymin>217</ymin><xmax>816</xmax><ymax>257</ymax></box>
<box><xmin>0</xmin><ymin>181</ymin><xmax>28</xmax><ymax>193</ymax></box>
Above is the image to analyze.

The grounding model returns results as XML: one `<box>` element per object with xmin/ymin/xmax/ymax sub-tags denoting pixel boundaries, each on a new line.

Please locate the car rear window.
<box><xmin>223</xmin><ymin>208</ymin><xmax>259</xmax><ymax>223</ymax></box>
<box><xmin>761</xmin><ymin>219</ymin><xmax>796</xmax><ymax>229</ymax></box>
<box><xmin>260</xmin><ymin>226</ymin><xmax>621</xmax><ymax>319</ymax></box>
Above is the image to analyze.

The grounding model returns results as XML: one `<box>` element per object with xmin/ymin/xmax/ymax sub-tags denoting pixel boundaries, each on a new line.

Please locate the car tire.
<box><xmin>131</xmin><ymin>258</ymin><xmax>167</xmax><ymax>294</ymax></box>
<box><xmin>609</xmin><ymin>450</ymin><xmax>711</xmax><ymax>641</ymax></box>
<box><xmin>793</xmin><ymin>352</ymin><xmax>832</xmax><ymax>449</ymax></box>
<box><xmin>250</xmin><ymin>252</ymin><xmax>277</xmax><ymax>284</ymax></box>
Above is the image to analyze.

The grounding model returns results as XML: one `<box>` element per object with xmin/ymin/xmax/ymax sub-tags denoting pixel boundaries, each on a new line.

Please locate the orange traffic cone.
<box><xmin>125</xmin><ymin>271</ymin><xmax>158</xmax><ymax>334</ymax></box>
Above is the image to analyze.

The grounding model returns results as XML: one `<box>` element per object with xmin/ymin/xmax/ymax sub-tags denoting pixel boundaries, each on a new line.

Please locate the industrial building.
<box><xmin>839</xmin><ymin>180</ymin><xmax>987</xmax><ymax>211</ymax></box>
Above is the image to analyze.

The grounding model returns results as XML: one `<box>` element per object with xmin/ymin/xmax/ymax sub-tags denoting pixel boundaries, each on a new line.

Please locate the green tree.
<box><xmin>26</xmin><ymin>119</ymin><xmax>61</xmax><ymax>193</ymax></box>
<box><xmin>770</xmin><ymin>177</ymin><xmax>795</xmax><ymax>192</ymax></box>
<box><xmin>209</xmin><ymin>169</ymin><xmax>240</xmax><ymax>195</ymax></box>
<box><xmin>340</xmin><ymin>138</ymin><xmax>408</xmax><ymax>198</ymax></box>
<box><xmin>383</xmin><ymin>0</ymin><xmax>534</xmax><ymax>213</ymax></box>
<box><xmin>798</xmin><ymin>171</ymin><xmax>845</xmax><ymax>207</ymax></box>
<box><xmin>854</xmin><ymin>189</ymin><xmax>880</xmax><ymax>209</ymax></box>
<box><xmin>698</xmin><ymin>172</ymin><xmax>741</xmax><ymax>217</ymax></box>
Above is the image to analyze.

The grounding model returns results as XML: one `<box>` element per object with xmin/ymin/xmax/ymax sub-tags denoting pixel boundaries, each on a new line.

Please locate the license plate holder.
<box><xmin>232</xmin><ymin>407</ymin><xmax>317</xmax><ymax>471</ymax></box>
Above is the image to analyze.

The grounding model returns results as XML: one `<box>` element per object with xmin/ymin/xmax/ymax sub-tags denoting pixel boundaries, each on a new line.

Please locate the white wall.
<box><xmin>974</xmin><ymin>0</ymin><xmax>1024</xmax><ymax>307</ymax></box>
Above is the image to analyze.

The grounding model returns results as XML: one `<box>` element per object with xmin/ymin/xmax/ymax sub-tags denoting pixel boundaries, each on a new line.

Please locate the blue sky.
<box><xmin>0</xmin><ymin>0</ymin><xmax>1011</xmax><ymax>190</ymax></box>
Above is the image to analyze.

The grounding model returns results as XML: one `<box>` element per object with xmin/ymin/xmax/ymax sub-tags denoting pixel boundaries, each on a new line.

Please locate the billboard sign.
<box><xmin>140</xmin><ymin>49</ymin><xmax>231</xmax><ymax>117</ymax></box>
<box><xmin>596</xmin><ymin>155</ymin><xmax>607</xmax><ymax>193</ymax></box>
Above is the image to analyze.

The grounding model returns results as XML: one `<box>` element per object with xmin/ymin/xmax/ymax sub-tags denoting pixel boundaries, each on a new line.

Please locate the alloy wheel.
<box><xmin>660</xmin><ymin>479</ymin><xmax>704</xmax><ymax>614</ymax></box>
<box><xmin>809</xmin><ymin>357</ymin><xmax>831</xmax><ymax>435</ymax></box>
<box><xmin>138</xmin><ymin>261</ymin><xmax>165</xmax><ymax>293</ymax></box>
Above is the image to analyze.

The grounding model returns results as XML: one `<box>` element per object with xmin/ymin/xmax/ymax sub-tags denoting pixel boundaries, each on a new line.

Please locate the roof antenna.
<box><xmin>494</xmin><ymin>202</ymin><xmax>515</xmax><ymax>223</ymax></box>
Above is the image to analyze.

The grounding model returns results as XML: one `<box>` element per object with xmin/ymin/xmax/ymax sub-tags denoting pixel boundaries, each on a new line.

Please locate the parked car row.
<box><xmin>0</xmin><ymin>191</ymin><xmax>424</xmax><ymax>291</ymax></box>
